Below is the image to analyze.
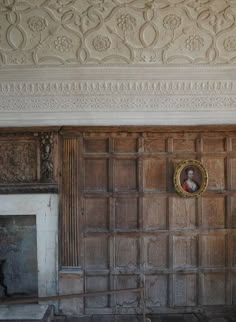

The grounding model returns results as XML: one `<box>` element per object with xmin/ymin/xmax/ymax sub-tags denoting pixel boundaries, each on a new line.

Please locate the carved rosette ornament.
<box><xmin>40</xmin><ymin>132</ymin><xmax>54</xmax><ymax>182</ymax></box>
<box><xmin>0</xmin><ymin>0</ymin><xmax>236</xmax><ymax>65</ymax></box>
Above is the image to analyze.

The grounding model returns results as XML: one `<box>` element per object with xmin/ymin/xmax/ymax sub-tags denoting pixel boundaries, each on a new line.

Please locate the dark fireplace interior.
<box><xmin>0</xmin><ymin>215</ymin><xmax>38</xmax><ymax>299</ymax></box>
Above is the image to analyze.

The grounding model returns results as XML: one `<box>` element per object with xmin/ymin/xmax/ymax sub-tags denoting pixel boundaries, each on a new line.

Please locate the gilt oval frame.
<box><xmin>174</xmin><ymin>159</ymin><xmax>208</xmax><ymax>197</ymax></box>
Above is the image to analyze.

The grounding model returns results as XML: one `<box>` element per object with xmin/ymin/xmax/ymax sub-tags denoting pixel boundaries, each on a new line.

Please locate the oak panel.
<box><xmin>144</xmin><ymin>235</ymin><xmax>168</xmax><ymax>268</ymax></box>
<box><xmin>170</xmin><ymin>198</ymin><xmax>196</xmax><ymax>229</ymax></box>
<box><xmin>85</xmin><ymin>159</ymin><xmax>108</xmax><ymax>191</ymax></box>
<box><xmin>84</xmin><ymin>139</ymin><xmax>108</xmax><ymax>153</ymax></box>
<box><xmin>145</xmin><ymin>275</ymin><xmax>168</xmax><ymax>308</ymax></box>
<box><xmin>230</xmin><ymin>159</ymin><xmax>236</xmax><ymax>189</ymax></box>
<box><xmin>144</xmin><ymin>139</ymin><xmax>166</xmax><ymax>153</ymax></box>
<box><xmin>202</xmin><ymin>157</ymin><xmax>225</xmax><ymax>190</ymax></box>
<box><xmin>114</xmin><ymin>159</ymin><xmax>137</xmax><ymax>191</ymax></box>
<box><xmin>115</xmin><ymin>197</ymin><xmax>138</xmax><ymax>229</ymax></box>
<box><xmin>203</xmin><ymin>138</ymin><xmax>225</xmax><ymax>152</ymax></box>
<box><xmin>85</xmin><ymin>276</ymin><xmax>109</xmax><ymax>308</ymax></box>
<box><xmin>173</xmin><ymin>274</ymin><xmax>197</xmax><ymax>306</ymax></box>
<box><xmin>143</xmin><ymin>158</ymin><xmax>166</xmax><ymax>191</ymax></box>
<box><xmin>85</xmin><ymin>237</ymin><xmax>108</xmax><ymax>269</ymax></box>
<box><xmin>201</xmin><ymin>235</ymin><xmax>226</xmax><ymax>268</ymax></box>
<box><xmin>202</xmin><ymin>197</ymin><xmax>225</xmax><ymax>228</ymax></box>
<box><xmin>173</xmin><ymin>236</ymin><xmax>197</xmax><ymax>268</ymax></box>
<box><xmin>143</xmin><ymin>197</ymin><xmax>167</xmax><ymax>230</ymax></box>
<box><xmin>114</xmin><ymin>139</ymin><xmax>138</xmax><ymax>153</ymax></box>
<box><xmin>115</xmin><ymin>237</ymin><xmax>139</xmax><ymax>268</ymax></box>
<box><xmin>173</xmin><ymin>139</ymin><xmax>196</xmax><ymax>152</ymax></box>
<box><xmin>201</xmin><ymin>273</ymin><xmax>226</xmax><ymax>305</ymax></box>
<box><xmin>115</xmin><ymin>275</ymin><xmax>139</xmax><ymax>307</ymax></box>
<box><xmin>85</xmin><ymin>197</ymin><xmax>109</xmax><ymax>231</ymax></box>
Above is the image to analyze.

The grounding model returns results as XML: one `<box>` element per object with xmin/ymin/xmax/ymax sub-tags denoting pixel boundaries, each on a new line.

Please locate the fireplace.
<box><xmin>0</xmin><ymin>215</ymin><xmax>38</xmax><ymax>298</ymax></box>
<box><xmin>0</xmin><ymin>194</ymin><xmax>58</xmax><ymax>300</ymax></box>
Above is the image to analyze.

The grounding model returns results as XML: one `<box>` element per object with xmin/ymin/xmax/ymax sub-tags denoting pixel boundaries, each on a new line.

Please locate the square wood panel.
<box><xmin>85</xmin><ymin>159</ymin><xmax>108</xmax><ymax>191</ymax></box>
<box><xmin>115</xmin><ymin>275</ymin><xmax>139</xmax><ymax>307</ymax></box>
<box><xmin>85</xmin><ymin>197</ymin><xmax>109</xmax><ymax>230</ymax></box>
<box><xmin>85</xmin><ymin>276</ymin><xmax>109</xmax><ymax>308</ymax></box>
<box><xmin>115</xmin><ymin>197</ymin><xmax>138</xmax><ymax>229</ymax></box>
<box><xmin>145</xmin><ymin>275</ymin><xmax>168</xmax><ymax>308</ymax></box>
<box><xmin>84</xmin><ymin>139</ymin><xmax>108</xmax><ymax>153</ymax></box>
<box><xmin>144</xmin><ymin>139</ymin><xmax>166</xmax><ymax>153</ymax></box>
<box><xmin>173</xmin><ymin>139</ymin><xmax>196</xmax><ymax>152</ymax></box>
<box><xmin>144</xmin><ymin>235</ymin><xmax>168</xmax><ymax>268</ymax></box>
<box><xmin>203</xmin><ymin>138</ymin><xmax>225</xmax><ymax>152</ymax></box>
<box><xmin>201</xmin><ymin>235</ymin><xmax>226</xmax><ymax>268</ymax></box>
<box><xmin>201</xmin><ymin>197</ymin><xmax>225</xmax><ymax>228</ymax></box>
<box><xmin>173</xmin><ymin>274</ymin><xmax>197</xmax><ymax>306</ymax></box>
<box><xmin>114</xmin><ymin>159</ymin><xmax>137</xmax><ymax>191</ymax></box>
<box><xmin>114</xmin><ymin>139</ymin><xmax>138</xmax><ymax>153</ymax></box>
<box><xmin>143</xmin><ymin>197</ymin><xmax>167</xmax><ymax>230</ymax></box>
<box><xmin>85</xmin><ymin>237</ymin><xmax>108</xmax><ymax>269</ymax></box>
<box><xmin>115</xmin><ymin>237</ymin><xmax>139</xmax><ymax>268</ymax></box>
<box><xmin>202</xmin><ymin>157</ymin><xmax>225</xmax><ymax>190</ymax></box>
<box><xmin>170</xmin><ymin>198</ymin><xmax>196</xmax><ymax>229</ymax></box>
<box><xmin>143</xmin><ymin>158</ymin><xmax>166</xmax><ymax>191</ymax></box>
<box><xmin>173</xmin><ymin>236</ymin><xmax>198</xmax><ymax>268</ymax></box>
<box><xmin>201</xmin><ymin>273</ymin><xmax>226</xmax><ymax>305</ymax></box>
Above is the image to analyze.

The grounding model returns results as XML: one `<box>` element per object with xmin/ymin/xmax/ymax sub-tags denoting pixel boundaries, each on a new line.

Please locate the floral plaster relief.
<box><xmin>0</xmin><ymin>0</ymin><xmax>236</xmax><ymax>66</ymax></box>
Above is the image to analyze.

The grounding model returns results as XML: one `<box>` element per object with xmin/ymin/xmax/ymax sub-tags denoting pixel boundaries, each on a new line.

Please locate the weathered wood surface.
<box><xmin>60</xmin><ymin>128</ymin><xmax>236</xmax><ymax>314</ymax></box>
<box><xmin>0</xmin><ymin>128</ymin><xmax>58</xmax><ymax>193</ymax></box>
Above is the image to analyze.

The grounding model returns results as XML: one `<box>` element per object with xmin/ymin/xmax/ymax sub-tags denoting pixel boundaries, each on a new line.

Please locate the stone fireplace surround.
<box><xmin>0</xmin><ymin>194</ymin><xmax>58</xmax><ymax>299</ymax></box>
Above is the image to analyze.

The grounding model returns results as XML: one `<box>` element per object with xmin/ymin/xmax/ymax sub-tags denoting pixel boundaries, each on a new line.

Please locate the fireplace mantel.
<box><xmin>0</xmin><ymin>194</ymin><xmax>58</xmax><ymax>298</ymax></box>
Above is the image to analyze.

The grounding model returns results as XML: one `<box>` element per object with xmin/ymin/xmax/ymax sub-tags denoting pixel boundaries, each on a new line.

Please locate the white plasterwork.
<box><xmin>1</xmin><ymin>65</ymin><xmax>236</xmax><ymax>126</ymax></box>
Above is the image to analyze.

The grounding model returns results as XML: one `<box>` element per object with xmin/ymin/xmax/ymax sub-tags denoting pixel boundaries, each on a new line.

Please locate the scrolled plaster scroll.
<box><xmin>0</xmin><ymin>0</ymin><xmax>236</xmax><ymax>66</ymax></box>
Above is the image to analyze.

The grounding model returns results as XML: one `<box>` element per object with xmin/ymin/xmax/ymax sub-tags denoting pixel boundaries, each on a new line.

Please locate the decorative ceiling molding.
<box><xmin>0</xmin><ymin>65</ymin><xmax>236</xmax><ymax>126</ymax></box>
<box><xmin>1</xmin><ymin>0</ymin><xmax>236</xmax><ymax>67</ymax></box>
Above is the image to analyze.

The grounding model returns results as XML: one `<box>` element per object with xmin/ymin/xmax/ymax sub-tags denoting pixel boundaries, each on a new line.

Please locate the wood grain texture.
<box><xmin>60</xmin><ymin>127</ymin><xmax>236</xmax><ymax>314</ymax></box>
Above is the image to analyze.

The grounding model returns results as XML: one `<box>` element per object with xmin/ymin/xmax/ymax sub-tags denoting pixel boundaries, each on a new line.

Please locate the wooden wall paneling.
<box><xmin>60</xmin><ymin>127</ymin><xmax>236</xmax><ymax>315</ymax></box>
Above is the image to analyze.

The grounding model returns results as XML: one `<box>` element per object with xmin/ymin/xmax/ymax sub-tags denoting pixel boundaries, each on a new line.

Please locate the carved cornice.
<box><xmin>0</xmin><ymin>66</ymin><xmax>236</xmax><ymax>125</ymax></box>
<box><xmin>0</xmin><ymin>80</ymin><xmax>234</xmax><ymax>97</ymax></box>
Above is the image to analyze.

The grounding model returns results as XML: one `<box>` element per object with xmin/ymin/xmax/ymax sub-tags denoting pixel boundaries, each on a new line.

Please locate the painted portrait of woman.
<box><xmin>181</xmin><ymin>167</ymin><xmax>200</xmax><ymax>193</ymax></box>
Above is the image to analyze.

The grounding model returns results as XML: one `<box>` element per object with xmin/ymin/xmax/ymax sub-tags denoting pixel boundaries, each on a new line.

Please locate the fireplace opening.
<box><xmin>0</xmin><ymin>215</ymin><xmax>38</xmax><ymax>299</ymax></box>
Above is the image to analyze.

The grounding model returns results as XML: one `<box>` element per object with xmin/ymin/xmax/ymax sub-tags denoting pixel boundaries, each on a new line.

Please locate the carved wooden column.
<box><xmin>60</xmin><ymin>136</ymin><xmax>81</xmax><ymax>267</ymax></box>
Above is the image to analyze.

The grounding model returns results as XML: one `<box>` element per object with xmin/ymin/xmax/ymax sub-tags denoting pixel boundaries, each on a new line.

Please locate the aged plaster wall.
<box><xmin>0</xmin><ymin>0</ymin><xmax>236</xmax><ymax>66</ymax></box>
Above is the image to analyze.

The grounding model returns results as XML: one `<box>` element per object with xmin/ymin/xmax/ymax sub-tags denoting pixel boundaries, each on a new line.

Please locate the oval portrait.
<box><xmin>174</xmin><ymin>160</ymin><xmax>208</xmax><ymax>197</ymax></box>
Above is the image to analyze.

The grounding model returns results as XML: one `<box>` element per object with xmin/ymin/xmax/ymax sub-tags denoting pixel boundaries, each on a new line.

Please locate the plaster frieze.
<box><xmin>1</xmin><ymin>0</ymin><xmax>236</xmax><ymax>67</ymax></box>
<box><xmin>0</xmin><ymin>65</ymin><xmax>236</xmax><ymax>126</ymax></box>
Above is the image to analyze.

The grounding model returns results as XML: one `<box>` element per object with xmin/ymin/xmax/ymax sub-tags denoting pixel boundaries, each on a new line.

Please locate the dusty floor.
<box><xmin>58</xmin><ymin>314</ymin><xmax>236</xmax><ymax>322</ymax></box>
